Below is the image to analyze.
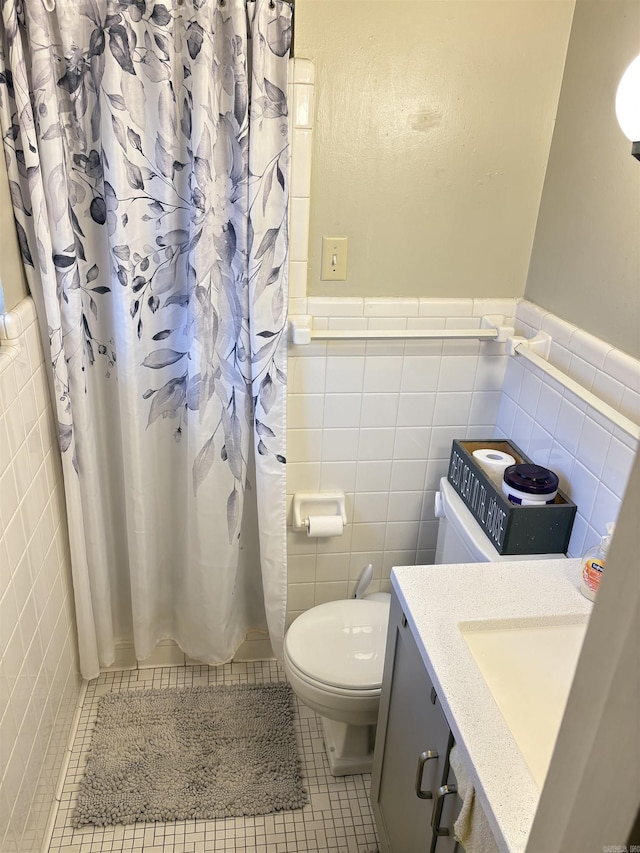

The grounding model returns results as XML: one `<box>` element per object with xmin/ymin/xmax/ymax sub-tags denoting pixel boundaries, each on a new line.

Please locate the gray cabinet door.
<box><xmin>371</xmin><ymin>594</ymin><xmax>454</xmax><ymax>853</ymax></box>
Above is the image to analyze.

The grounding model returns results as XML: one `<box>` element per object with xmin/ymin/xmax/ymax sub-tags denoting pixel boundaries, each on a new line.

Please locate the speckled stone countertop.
<box><xmin>391</xmin><ymin>559</ymin><xmax>592</xmax><ymax>853</ymax></box>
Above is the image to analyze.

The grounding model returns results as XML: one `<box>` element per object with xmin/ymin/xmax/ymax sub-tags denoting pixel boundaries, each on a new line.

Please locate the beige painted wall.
<box><xmin>0</xmin><ymin>150</ymin><xmax>28</xmax><ymax>311</ymax></box>
<box><xmin>296</xmin><ymin>0</ymin><xmax>574</xmax><ymax>299</ymax></box>
<box><xmin>524</xmin><ymin>0</ymin><xmax>640</xmax><ymax>359</ymax></box>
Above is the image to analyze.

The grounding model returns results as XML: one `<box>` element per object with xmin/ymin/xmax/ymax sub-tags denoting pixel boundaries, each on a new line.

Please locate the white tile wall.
<box><xmin>496</xmin><ymin>300</ymin><xmax>639</xmax><ymax>558</ymax></box>
<box><xmin>285</xmin><ymin>295</ymin><xmax>639</xmax><ymax>623</ymax></box>
<box><xmin>285</xmin><ymin>298</ymin><xmax>516</xmax><ymax>625</ymax></box>
<box><xmin>288</xmin><ymin>58</ymin><xmax>314</xmax><ymax>276</ymax></box>
<box><xmin>0</xmin><ymin>298</ymin><xmax>83</xmax><ymax>853</ymax></box>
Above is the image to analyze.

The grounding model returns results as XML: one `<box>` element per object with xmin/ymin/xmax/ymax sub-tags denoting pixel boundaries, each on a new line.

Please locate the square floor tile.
<box><xmin>48</xmin><ymin>662</ymin><xmax>379</xmax><ymax>853</ymax></box>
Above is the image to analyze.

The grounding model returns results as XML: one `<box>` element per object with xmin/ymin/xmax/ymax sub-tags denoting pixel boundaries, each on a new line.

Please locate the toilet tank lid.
<box><xmin>286</xmin><ymin>600</ymin><xmax>389</xmax><ymax>690</ymax></box>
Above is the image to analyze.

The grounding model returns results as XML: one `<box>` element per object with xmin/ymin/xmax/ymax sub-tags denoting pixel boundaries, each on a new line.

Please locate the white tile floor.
<box><xmin>48</xmin><ymin>662</ymin><xmax>379</xmax><ymax>853</ymax></box>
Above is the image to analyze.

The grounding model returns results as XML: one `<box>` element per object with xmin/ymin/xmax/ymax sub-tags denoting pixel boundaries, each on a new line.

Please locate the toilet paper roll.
<box><xmin>306</xmin><ymin>515</ymin><xmax>344</xmax><ymax>538</ymax></box>
<box><xmin>472</xmin><ymin>448</ymin><xmax>517</xmax><ymax>477</ymax></box>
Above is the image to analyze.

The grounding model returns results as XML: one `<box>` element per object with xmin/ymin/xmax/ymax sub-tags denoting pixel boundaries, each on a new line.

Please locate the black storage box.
<box><xmin>447</xmin><ymin>439</ymin><xmax>577</xmax><ymax>556</ymax></box>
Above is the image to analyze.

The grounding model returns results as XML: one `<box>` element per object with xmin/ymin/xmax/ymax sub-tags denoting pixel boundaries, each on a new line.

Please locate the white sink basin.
<box><xmin>459</xmin><ymin>615</ymin><xmax>589</xmax><ymax>788</ymax></box>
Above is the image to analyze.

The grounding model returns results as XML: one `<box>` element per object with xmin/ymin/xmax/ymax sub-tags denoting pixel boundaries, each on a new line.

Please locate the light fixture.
<box><xmin>615</xmin><ymin>54</ymin><xmax>640</xmax><ymax>161</ymax></box>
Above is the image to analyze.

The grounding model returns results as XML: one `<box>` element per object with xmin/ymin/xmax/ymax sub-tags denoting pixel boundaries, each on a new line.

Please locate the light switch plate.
<box><xmin>321</xmin><ymin>237</ymin><xmax>348</xmax><ymax>281</ymax></box>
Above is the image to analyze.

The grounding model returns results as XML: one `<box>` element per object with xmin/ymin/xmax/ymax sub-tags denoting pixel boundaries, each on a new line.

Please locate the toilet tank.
<box><xmin>434</xmin><ymin>478</ymin><xmax>566</xmax><ymax>564</ymax></box>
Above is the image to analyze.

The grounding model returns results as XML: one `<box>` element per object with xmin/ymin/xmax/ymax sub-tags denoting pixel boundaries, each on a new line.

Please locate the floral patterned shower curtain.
<box><xmin>0</xmin><ymin>0</ymin><xmax>290</xmax><ymax>679</ymax></box>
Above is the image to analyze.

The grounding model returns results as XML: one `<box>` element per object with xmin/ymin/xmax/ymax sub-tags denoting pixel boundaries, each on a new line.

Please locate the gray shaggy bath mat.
<box><xmin>73</xmin><ymin>682</ymin><xmax>307</xmax><ymax>827</ymax></box>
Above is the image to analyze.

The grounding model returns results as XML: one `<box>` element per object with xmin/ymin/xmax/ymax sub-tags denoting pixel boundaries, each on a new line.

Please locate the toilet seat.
<box><xmin>284</xmin><ymin>651</ymin><xmax>382</xmax><ymax>700</ymax></box>
<box><xmin>285</xmin><ymin>599</ymin><xmax>389</xmax><ymax>691</ymax></box>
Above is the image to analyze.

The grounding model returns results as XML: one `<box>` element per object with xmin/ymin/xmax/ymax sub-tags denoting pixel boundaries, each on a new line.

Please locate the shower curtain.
<box><xmin>0</xmin><ymin>0</ymin><xmax>290</xmax><ymax>679</ymax></box>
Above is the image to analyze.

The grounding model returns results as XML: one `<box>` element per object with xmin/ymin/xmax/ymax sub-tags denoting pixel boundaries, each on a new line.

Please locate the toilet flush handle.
<box><xmin>434</xmin><ymin>491</ymin><xmax>444</xmax><ymax>519</ymax></box>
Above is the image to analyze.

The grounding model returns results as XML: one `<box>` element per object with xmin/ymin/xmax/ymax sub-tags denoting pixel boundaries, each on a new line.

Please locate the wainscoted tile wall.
<box><xmin>282</xmin><ymin>62</ymin><xmax>638</xmax><ymax>603</ymax></box>
<box><xmin>496</xmin><ymin>300</ymin><xmax>639</xmax><ymax>558</ymax></box>
<box><xmin>284</xmin><ymin>295</ymin><xmax>639</xmax><ymax>624</ymax></box>
<box><xmin>285</xmin><ymin>297</ymin><xmax>517</xmax><ymax>626</ymax></box>
<box><xmin>0</xmin><ymin>299</ymin><xmax>83</xmax><ymax>853</ymax></box>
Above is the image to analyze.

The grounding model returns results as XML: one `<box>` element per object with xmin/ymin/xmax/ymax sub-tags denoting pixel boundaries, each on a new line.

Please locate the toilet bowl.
<box><xmin>284</xmin><ymin>595</ymin><xmax>390</xmax><ymax>776</ymax></box>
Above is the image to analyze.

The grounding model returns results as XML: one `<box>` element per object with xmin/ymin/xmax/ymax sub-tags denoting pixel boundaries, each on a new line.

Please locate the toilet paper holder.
<box><xmin>292</xmin><ymin>492</ymin><xmax>347</xmax><ymax>532</ymax></box>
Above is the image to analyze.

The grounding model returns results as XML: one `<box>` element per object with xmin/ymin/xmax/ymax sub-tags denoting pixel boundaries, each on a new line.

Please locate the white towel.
<box><xmin>449</xmin><ymin>745</ymin><xmax>500</xmax><ymax>853</ymax></box>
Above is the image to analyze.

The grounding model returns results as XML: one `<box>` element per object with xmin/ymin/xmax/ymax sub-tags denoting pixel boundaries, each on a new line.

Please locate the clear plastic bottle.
<box><xmin>581</xmin><ymin>522</ymin><xmax>615</xmax><ymax>601</ymax></box>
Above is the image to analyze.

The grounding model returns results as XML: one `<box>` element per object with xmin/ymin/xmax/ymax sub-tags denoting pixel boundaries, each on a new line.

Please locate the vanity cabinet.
<box><xmin>371</xmin><ymin>591</ymin><xmax>462</xmax><ymax>853</ymax></box>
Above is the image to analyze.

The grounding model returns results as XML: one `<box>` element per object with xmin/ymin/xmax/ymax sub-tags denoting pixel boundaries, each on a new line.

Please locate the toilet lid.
<box><xmin>285</xmin><ymin>600</ymin><xmax>390</xmax><ymax>690</ymax></box>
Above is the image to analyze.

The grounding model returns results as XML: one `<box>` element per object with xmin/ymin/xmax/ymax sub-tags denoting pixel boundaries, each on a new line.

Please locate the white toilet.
<box><xmin>284</xmin><ymin>594</ymin><xmax>390</xmax><ymax>776</ymax></box>
<box><xmin>286</xmin><ymin>478</ymin><xmax>567</xmax><ymax>778</ymax></box>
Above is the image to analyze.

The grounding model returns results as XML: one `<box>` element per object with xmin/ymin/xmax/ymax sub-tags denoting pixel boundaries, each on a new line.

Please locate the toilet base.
<box><xmin>321</xmin><ymin>716</ymin><xmax>376</xmax><ymax>776</ymax></box>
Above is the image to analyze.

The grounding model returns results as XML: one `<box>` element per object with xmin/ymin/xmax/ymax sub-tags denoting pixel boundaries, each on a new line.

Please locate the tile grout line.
<box><xmin>41</xmin><ymin>678</ymin><xmax>89</xmax><ymax>853</ymax></box>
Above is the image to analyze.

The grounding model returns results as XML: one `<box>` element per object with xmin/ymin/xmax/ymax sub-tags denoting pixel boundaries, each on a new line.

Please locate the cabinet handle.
<box><xmin>431</xmin><ymin>784</ymin><xmax>458</xmax><ymax>835</ymax></box>
<box><xmin>414</xmin><ymin>750</ymin><xmax>438</xmax><ymax>799</ymax></box>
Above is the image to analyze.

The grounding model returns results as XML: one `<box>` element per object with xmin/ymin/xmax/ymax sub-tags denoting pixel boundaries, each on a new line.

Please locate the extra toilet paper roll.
<box><xmin>306</xmin><ymin>515</ymin><xmax>344</xmax><ymax>538</ymax></box>
<box><xmin>472</xmin><ymin>448</ymin><xmax>517</xmax><ymax>479</ymax></box>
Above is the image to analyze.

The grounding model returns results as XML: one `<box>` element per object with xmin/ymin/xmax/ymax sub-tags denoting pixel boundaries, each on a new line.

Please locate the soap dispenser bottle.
<box><xmin>581</xmin><ymin>522</ymin><xmax>615</xmax><ymax>601</ymax></box>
